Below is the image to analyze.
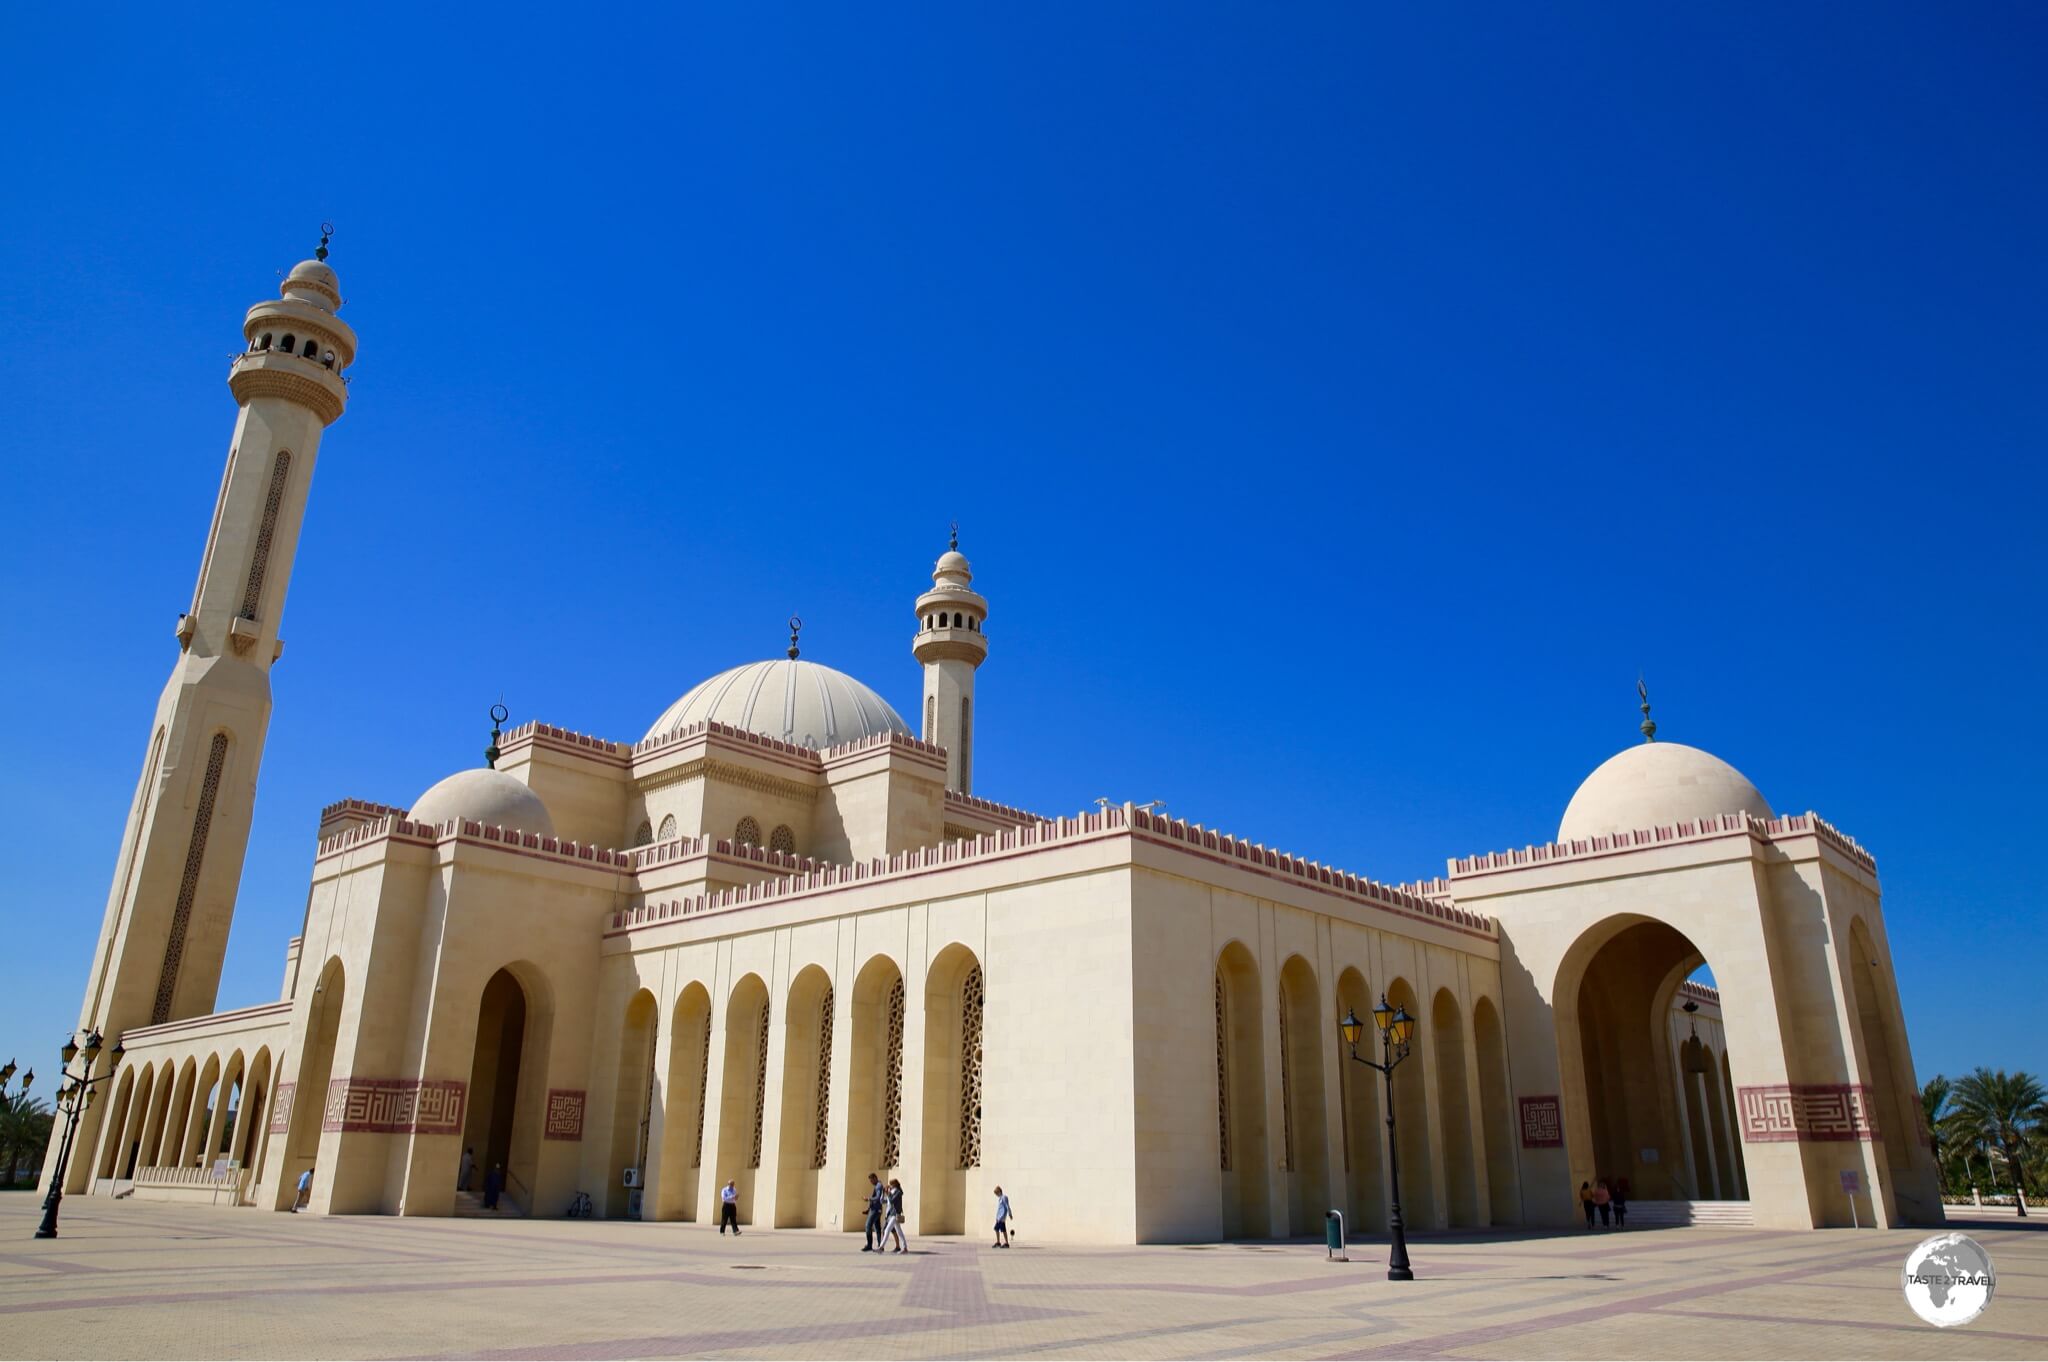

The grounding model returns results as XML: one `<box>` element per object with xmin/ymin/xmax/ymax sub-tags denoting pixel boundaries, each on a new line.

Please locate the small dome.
<box><xmin>1558</xmin><ymin>741</ymin><xmax>1773</xmax><ymax>842</ymax></box>
<box><xmin>282</xmin><ymin>260</ymin><xmax>341</xmax><ymax>310</ymax></box>
<box><xmin>644</xmin><ymin>659</ymin><xmax>911</xmax><ymax>748</ymax></box>
<box><xmin>935</xmin><ymin>550</ymin><xmax>971</xmax><ymax>577</ymax></box>
<box><xmin>410</xmin><ymin>768</ymin><xmax>556</xmax><ymax>837</ymax></box>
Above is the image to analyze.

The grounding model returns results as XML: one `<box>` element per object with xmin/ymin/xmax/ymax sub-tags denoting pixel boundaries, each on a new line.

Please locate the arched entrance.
<box><xmin>1215</xmin><ymin>942</ymin><xmax>1270</xmax><ymax>1237</ymax></box>
<box><xmin>1847</xmin><ymin>915</ymin><xmax>1920</xmax><ymax>1212</ymax></box>
<box><xmin>713</xmin><ymin>973</ymin><xmax>771</xmax><ymax>1225</ymax></box>
<box><xmin>1556</xmin><ymin>916</ymin><xmax>1728</xmax><ymax>1201</ymax></box>
<box><xmin>1278</xmin><ymin>955</ymin><xmax>1330</xmax><ymax>1233</ymax></box>
<box><xmin>1472</xmin><ymin>997</ymin><xmax>1519</xmax><ymax>1225</ymax></box>
<box><xmin>918</xmin><ymin>944</ymin><xmax>983</xmax><ymax>1236</ymax></box>
<box><xmin>774</xmin><ymin>966</ymin><xmax>834</xmax><ymax>1227</ymax></box>
<box><xmin>655</xmin><ymin>982</ymin><xmax>711</xmax><ymax>1222</ymax></box>
<box><xmin>461</xmin><ymin>967</ymin><xmax>538</xmax><ymax>1212</ymax></box>
<box><xmin>1335</xmin><ymin>968</ymin><xmax>1386</xmax><ymax>1234</ymax></box>
<box><xmin>278</xmin><ymin>958</ymin><xmax>345</xmax><ymax>1209</ymax></box>
<box><xmin>1385</xmin><ymin>978</ymin><xmax>1436</xmax><ymax>1229</ymax></box>
<box><xmin>843</xmin><ymin>955</ymin><xmax>905</xmax><ymax>1229</ymax></box>
<box><xmin>606</xmin><ymin>989</ymin><xmax>657</xmax><ymax>1218</ymax></box>
<box><xmin>1431</xmin><ymin>989</ymin><xmax>1480</xmax><ymax>1226</ymax></box>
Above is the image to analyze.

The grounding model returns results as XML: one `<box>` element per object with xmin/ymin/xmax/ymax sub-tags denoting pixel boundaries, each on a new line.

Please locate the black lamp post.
<box><xmin>34</xmin><ymin>1029</ymin><xmax>123</xmax><ymax>1240</ymax></box>
<box><xmin>1339</xmin><ymin>996</ymin><xmax>1418</xmax><ymax>1281</ymax></box>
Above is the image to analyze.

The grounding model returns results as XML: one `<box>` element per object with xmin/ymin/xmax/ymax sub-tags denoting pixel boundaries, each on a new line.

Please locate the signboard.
<box><xmin>1517</xmin><ymin>1096</ymin><xmax>1563</xmax><ymax>1148</ymax></box>
<box><xmin>1840</xmin><ymin>1169</ymin><xmax>1861</xmax><ymax>1195</ymax></box>
<box><xmin>1640</xmin><ymin>1147</ymin><xmax>1659</xmax><ymax>1164</ymax></box>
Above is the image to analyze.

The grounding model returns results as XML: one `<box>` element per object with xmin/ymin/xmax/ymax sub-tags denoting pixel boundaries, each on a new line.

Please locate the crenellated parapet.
<box><xmin>943</xmin><ymin>789</ymin><xmax>1045</xmax><ymax>827</ymax></box>
<box><xmin>606</xmin><ymin>801</ymin><xmax>1495</xmax><ymax>938</ymax></box>
<box><xmin>1447</xmin><ymin>810</ymin><xmax>1877</xmax><ymax>879</ymax></box>
<box><xmin>313</xmin><ymin>813</ymin><xmax>637</xmax><ymax>868</ymax></box>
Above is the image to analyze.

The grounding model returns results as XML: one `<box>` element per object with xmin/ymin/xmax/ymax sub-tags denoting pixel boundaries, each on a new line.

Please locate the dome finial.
<box><xmin>1637</xmin><ymin>675</ymin><xmax>1657</xmax><ymax>742</ymax></box>
<box><xmin>315</xmin><ymin>222</ymin><xmax>333</xmax><ymax>263</ymax></box>
<box><xmin>486</xmin><ymin>701</ymin><xmax>509</xmax><ymax>768</ymax></box>
<box><xmin>787</xmin><ymin>615</ymin><xmax>802</xmax><ymax>660</ymax></box>
<box><xmin>949</xmin><ymin>520</ymin><xmax>959</xmax><ymax>552</ymax></box>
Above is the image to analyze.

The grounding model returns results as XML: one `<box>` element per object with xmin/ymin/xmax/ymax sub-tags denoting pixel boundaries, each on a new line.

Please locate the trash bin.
<box><xmin>1325</xmin><ymin>1209</ymin><xmax>1347</xmax><ymax>1261</ymax></box>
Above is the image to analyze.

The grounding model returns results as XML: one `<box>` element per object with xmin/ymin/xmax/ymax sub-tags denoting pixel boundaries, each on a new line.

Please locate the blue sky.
<box><xmin>2</xmin><ymin>5</ymin><xmax>2042</xmax><ymax>1088</ymax></box>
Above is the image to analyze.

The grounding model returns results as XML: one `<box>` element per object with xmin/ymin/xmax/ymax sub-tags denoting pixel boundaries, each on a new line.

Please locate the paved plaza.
<box><xmin>0</xmin><ymin>1196</ymin><xmax>2041</xmax><ymax>1360</ymax></box>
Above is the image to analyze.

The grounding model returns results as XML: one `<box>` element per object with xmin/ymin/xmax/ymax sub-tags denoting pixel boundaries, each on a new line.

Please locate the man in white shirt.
<box><xmin>719</xmin><ymin>1179</ymin><xmax>741</xmax><ymax>1235</ymax></box>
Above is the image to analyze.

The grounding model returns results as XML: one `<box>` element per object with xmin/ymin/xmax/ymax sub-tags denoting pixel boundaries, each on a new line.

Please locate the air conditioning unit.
<box><xmin>622</xmin><ymin>1167</ymin><xmax>642</xmax><ymax>1189</ymax></box>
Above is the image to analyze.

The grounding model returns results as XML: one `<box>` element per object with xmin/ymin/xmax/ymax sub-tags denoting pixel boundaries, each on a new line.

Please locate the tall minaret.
<box><xmin>911</xmin><ymin>527</ymin><xmax>989</xmax><ymax>793</ymax></box>
<box><xmin>57</xmin><ymin>242</ymin><xmax>355</xmax><ymax>1185</ymax></box>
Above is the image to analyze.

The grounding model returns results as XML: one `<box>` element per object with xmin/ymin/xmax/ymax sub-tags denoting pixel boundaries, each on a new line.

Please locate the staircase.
<box><xmin>1627</xmin><ymin>1200</ymin><xmax>1753</xmax><ymax>1227</ymax></box>
<box><xmin>453</xmin><ymin>1190</ymin><xmax>525</xmax><ymax>1218</ymax></box>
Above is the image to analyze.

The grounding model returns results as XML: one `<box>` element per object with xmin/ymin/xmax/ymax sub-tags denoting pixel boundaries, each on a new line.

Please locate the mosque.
<box><xmin>46</xmin><ymin>246</ymin><xmax>1944</xmax><ymax>1241</ymax></box>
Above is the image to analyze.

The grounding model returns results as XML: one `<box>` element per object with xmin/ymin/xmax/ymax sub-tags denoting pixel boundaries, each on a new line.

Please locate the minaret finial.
<box><xmin>486</xmin><ymin>702</ymin><xmax>509</xmax><ymax>768</ymax></box>
<box><xmin>949</xmin><ymin>520</ymin><xmax>959</xmax><ymax>552</ymax></box>
<box><xmin>787</xmin><ymin>615</ymin><xmax>802</xmax><ymax>660</ymax></box>
<box><xmin>1637</xmin><ymin>675</ymin><xmax>1657</xmax><ymax>742</ymax></box>
<box><xmin>316</xmin><ymin>222</ymin><xmax>333</xmax><ymax>263</ymax></box>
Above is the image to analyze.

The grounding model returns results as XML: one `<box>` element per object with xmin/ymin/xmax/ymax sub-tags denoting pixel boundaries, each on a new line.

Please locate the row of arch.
<box><xmin>627</xmin><ymin>816</ymin><xmax>798</xmax><ymax>855</ymax></box>
<box><xmin>87</xmin><ymin>1045</ymin><xmax>276</xmax><ymax>1194</ymax></box>
<box><xmin>920</xmin><ymin>612</ymin><xmax>980</xmax><ymax>632</ymax></box>
<box><xmin>248</xmin><ymin>332</ymin><xmax>338</xmax><ymax>368</ymax></box>
<box><xmin>1214</xmin><ymin>943</ymin><xmax>1519</xmax><ymax>1236</ymax></box>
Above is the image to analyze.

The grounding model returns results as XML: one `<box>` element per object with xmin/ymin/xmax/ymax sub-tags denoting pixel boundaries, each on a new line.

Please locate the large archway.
<box><xmin>1431</xmin><ymin>989</ymin><xmax>1480</xmax><ymax>1227</ymax></box>
<box><xmin>843</xmin><ymin>955</ymin><xmax>905</xmax><ymax>1229</ymax></box>
<box><xmin>606</xmin><ymin>988</ymin><xmax>658</xmax><ymax>1218</ymax></box>
<box><xmin>1385</xmin><ymin>978</ymin><xmax>1436</xmax><ymax>1228</ymax></box>
<box><xmin>655</xmin><ymin>982</ymin><xmax>711</xmax><ymax>1222</ymax></box>
<box><xmin>713</xmin><ymin>973</ymin><xmax>771</xmax><ymax>1225</ymax></box>
<box><xmin>462</xmin><ymin>966</ymin><xmax>541</xmax><ymax>1212</ymax></box>
<box><xmin>1335</xmin><ymin>967</ymin><xmax>1386</xmax><ymax>1235</ymax></box>
<box><xmin>1214</xmin><ymin>942</ymin><xmax>1270</xmax><ymax>1238</ymax></box>
<box><xmin>1556</xmin><ymin>916</ymin><xmax>1724</xmax><ymax>1201</ymax></box>
<box><xmin>278</xmin><ymin>958</ymin><xmax>346</xmax><ymax>1209</ymax></box>
<box><xmin>918</xmin><ymin>944</ymin><xmax>983</xmax><ymax>1236</ymax></box>
<box><xmin>1847</xmin><ymin>916</ymin><xmax>1920</xmax><ymax>1210</ymax></box>
<box><xmin>1472</xmin><ymin>997</ymin><xmax>1519</xmax><ymax>1225</ymax></box>
<box><xmin>1278</xmin><ymin>955</ymin><xmax>1331</xmax><ymax>1234</ymax></box>
<box><xmin>774</xmin><ymin>966</ymin><xmax>834</xmax><ymax>1227</ymax></box>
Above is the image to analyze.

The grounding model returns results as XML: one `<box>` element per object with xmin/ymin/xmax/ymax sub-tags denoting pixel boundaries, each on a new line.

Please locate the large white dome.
<box><xmin>1558</xmin><ymin>741</ymin><xmax>1773</xmax><ymax>842</ymax></box>
<box><xmin>644</xmin><ymin>659</ymin><xmax>911</xmax><ymax>748</ymax></box>
<box><xmin>411</xmin><ymin>768</ymin><xmax>557</xmax><ymax>837</ymax></box>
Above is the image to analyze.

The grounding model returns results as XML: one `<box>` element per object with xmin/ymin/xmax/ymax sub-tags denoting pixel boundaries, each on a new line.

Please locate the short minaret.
<box><xmin>911</xmin><ymin>527</ymin><xmax>989</xmax><ymax>793</ymax></box>
<box><xmin>68</xmin><ymin>242</ymin><xmax>355</xmax><ymax>1140</ymax></box>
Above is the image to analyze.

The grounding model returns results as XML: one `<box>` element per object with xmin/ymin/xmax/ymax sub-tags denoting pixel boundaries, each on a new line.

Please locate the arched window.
<box><xmin>657</xmin><ymin>814</ymin><xmax>677</xmax><ymax>841</ymax></box>
<box><xmin>769</xmin><ymin>824</ymin><xmax>795</xmax><ymax>855</ymax></box>
<box><xmin>280</xmin><ymin>334</ymin><xmax>296</xmax><ymax>353</ymax></box>
<box><xmin>302</xmin><ymin>338</ymin><xmax>318</xmax><ymax>357</ymax></box>
<box><xmin>735</xmin><ymin>816</ymin><xmax>762</xmax><ymax>846</ymax></box>
<box><xmin>633</xmin><ymin>819</ymin><xmax>652</xmax><ymax>846</ymax></box>
<box><xmin>259</xmin><ymin>333</ymin><xmax>272</xmax><ymax>350</ymax></box>
<box><xmin>968</xmin><ymin>617</ymin><xmax>978</xmax><ymax>632</ymax></box>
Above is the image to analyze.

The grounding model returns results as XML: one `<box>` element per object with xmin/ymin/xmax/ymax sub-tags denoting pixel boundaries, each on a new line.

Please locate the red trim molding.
<box><xmin>1737</xmin><ymin>1083</ymin><xmax>1879</xmax><ymax>1143</ymax></box>
<box><xmin>322</xmin><ymin>1078</ymin><xmax>467</xmax><ymax>1135</ymax></box>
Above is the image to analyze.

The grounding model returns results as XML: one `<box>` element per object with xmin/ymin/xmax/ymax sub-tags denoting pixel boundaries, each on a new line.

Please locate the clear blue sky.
<box><xmin>2</xmin><ymin>6</ymin><xmax>2042</xmax><ymax>1089</ymax></box>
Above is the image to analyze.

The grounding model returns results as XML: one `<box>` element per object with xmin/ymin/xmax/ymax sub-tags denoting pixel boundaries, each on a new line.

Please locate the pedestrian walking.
<box><xmin>993</xmin><ymin>1186</ymin><xmax>1013</xmax><ymax>1248</ymax></box>
<box><xmin>1579</xmin><ymin>1180</ymin><xmax>1595</xmax><ymax>1229</ymax></box>
<box><xmin>483</xmin><ymin>1163</ymin><xmax>505</xmax><ymax>1211</ymax></box>
<box><xmin>883</xmin><ymin>1178</ymin><xmax>908</xmax><ymax>1252</ymax></box>
<box><xmin>862</xmin><ymin>1172</ymin><xmax>885</xmax><ymax>1251</ymax></box>
<box><xmin>1593</xmin><ymin>1178</ymin><xmax>1612</xmax><ymax>1227</ymax></box>
<box><xmin>720</xmin><ymin>1179</ymin><xmax>741</xmax><ymax>1234</ymax></box>
<box><xmin>1610</xmin><ymin>1178</ymin><xmax>1628</xmax><ymax>1228</ymax></box>
<box><xmin>458</xmin><ymin>1146</ymin><xmax>475</xmax><ymax>1192</ymax></box>
<box><xmin>293</xmin><ymin>1163</ymin><xmax>314</xmax><ymax>1212</ymax></box>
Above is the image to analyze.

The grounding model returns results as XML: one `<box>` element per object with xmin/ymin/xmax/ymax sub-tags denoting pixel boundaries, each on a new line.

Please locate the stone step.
<box><xmin>1626</xmin><ymin>1199</ymin><xmax>1753</xmax><ymax>1227</ymax></box>
<box><xmin>453</xmin><ymin>1189</ymin><xmax>525</xmax><ymax>1218</ymax></box>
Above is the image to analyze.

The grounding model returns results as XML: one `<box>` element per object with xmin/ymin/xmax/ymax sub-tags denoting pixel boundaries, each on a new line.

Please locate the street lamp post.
<box><xmin>34</xmin><ymin>1029</ymin><xmax>123</xmax><ymax>1240</ymax></box>
<box><xmin>1339</xmin><ymin>996</ymin><xmax>1419</xmax><ymax>1281</ymax></box>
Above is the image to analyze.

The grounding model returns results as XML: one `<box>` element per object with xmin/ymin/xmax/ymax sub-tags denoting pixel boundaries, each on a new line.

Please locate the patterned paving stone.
<box><xmin>0</xmin><ymin>1196</ymin><xmax>2040</xmax><ymax>1359</ymax></box>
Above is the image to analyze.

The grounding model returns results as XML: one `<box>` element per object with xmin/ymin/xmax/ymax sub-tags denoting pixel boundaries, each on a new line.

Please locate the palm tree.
<box><xmin>1922</xmin><ymin>1075</ymin><xmax>1954</xmax><ymax>1193</ymax></box>
<box><xmin>0</xmin><ymin>1091</ymin><xmax>54</xmax><ymax>1188</ymax></box>
<box><xmin>1949</xmin><ymin>1068</ymin><xmax>2046</xmax><ymax>1216</ymax></box>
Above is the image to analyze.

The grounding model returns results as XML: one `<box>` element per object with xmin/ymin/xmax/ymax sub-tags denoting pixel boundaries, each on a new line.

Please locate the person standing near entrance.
<box><xmin>1592</xmin><ymin>1179</ymin><xmax>1611</xmax><ymax>1227</ymax></box>
<box><xmin>1610</xmin><ymin>1178</ymin><xmax>1628</xmax><ymax>1228</ymax></box>
<box><xmin>993</xmin><ymin>1186</ymin><xmax>1013</xmax><ymax>1248</ymax></box>
<box><xmin>458</xmin><ymin>1146</ymin><xmax>475</xmax><ymax>1192</ymax></box>
<box><xmin>483</xmin><ymin>1163</ymin><xmax>505</xmax><ymax>1211</ymax></box>
<box><xmin>1579</xmin><ymin>1181</ymin><xmax>1595</xmax><ymax>1229</ymax></box>
<box><xmin>862</xmin><ymin>1172</ymin><xmax>885</xmax><ymax>1251</ymax></box>
<box><xmin>720</xmin><ymin>1179</ymin><xmax>741</xmax><ymax>1235</ymax></box>
<box><xmin>293</xmin><ymin>1164</ymin><xmax>314</xmax><ymax>1212</ymax></box>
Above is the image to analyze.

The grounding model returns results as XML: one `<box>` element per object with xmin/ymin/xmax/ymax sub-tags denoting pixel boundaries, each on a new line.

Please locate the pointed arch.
<box><xmin>607</xmin><ymin>988</ymin><xmax>659</xmax><ymax>1218</ymax></box>
<box><xmin>919</xmin><ymin>943</ymin><xmax>983</xmax><ymax>1235</ymax></box>
<box><xmin>655</xmin><ymin>980</ymin><xmax>712</xmax><ymax>1221</ymax></box>
<box><xmin>1279</xmin><ymin>955</ymin><xmax>1331</xmax><ymax>1233</ymax></box>
<box><xmin>1385</xmin><ymin>977</ymin><xmax>1436</xmax><ymax>1229</ymax></box>
<box><xmin>1431</xmin><ymin>988</ymin><xmax>1480</xmax><ymax>1226</ymax></box>
<box><xmin>1472</xmin><ymin>996</ymin><xmax>1519</xmax><ymax>1224</ymax></box>
<box><xmin>1215</xmin><ymin>941</ymin><xmax>1270</xmax><ymax>1237</ymax></box>
<box><xmin>774</xmin><ymin>964</ymin><xmax>834</xmax><ymax>1226</ymax></box>
<box><xmin>843</xmin><ymin>953</ymin><xmax>905</xmax><ymax>1227</ymax></box>
<box><xmin>713</xmin><ymin>972</ymin><xmax>770</xmax><ymax>1225</ymax></box>
<box><xmin>1335</xmin><ymin>967</ymin><xmax>1386</xmax><ymax>1233</ymax></box>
